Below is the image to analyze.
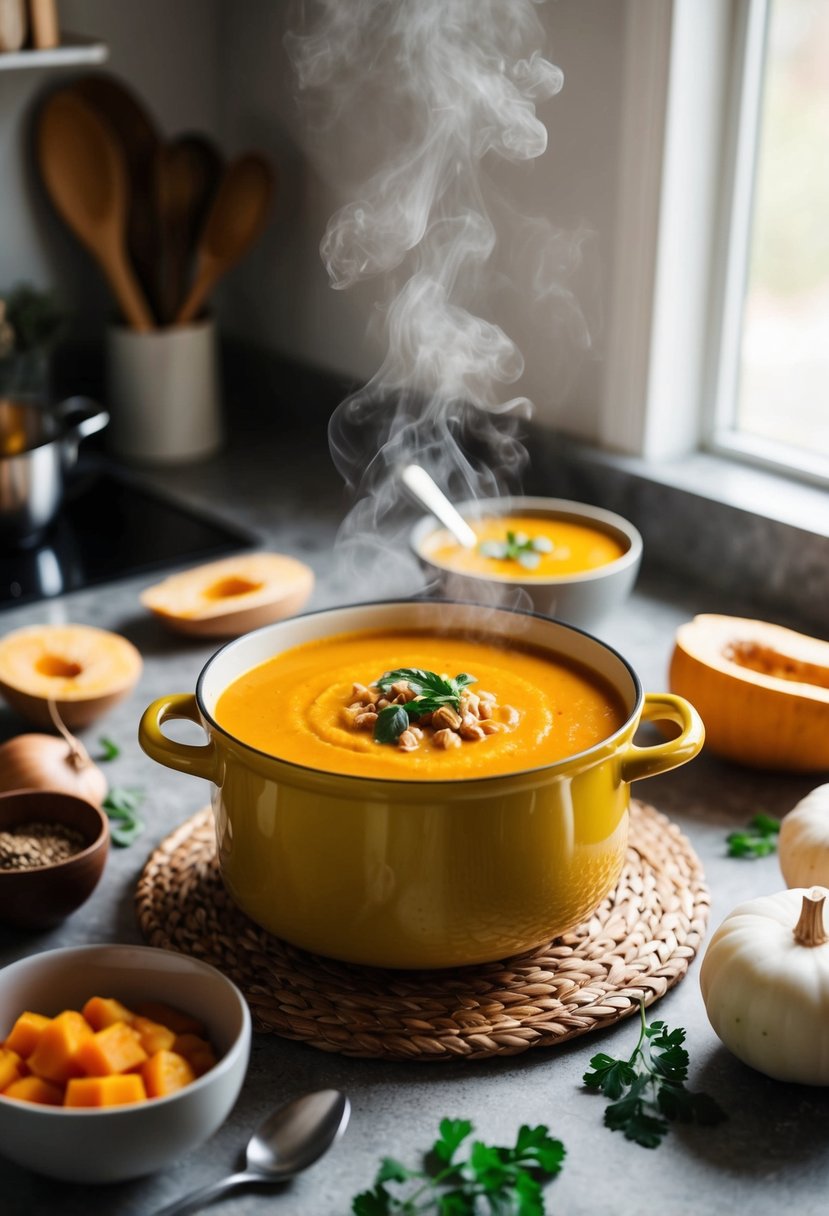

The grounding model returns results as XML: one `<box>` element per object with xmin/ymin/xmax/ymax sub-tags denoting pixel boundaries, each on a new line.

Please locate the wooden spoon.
<box><xmin>155</xmin><ymin>134</ymin><xmax>224</xmax><ymax>324</ymax></box>
<box><xmin>69</xmin><ymin>73</ymin><xmax>162</xmax><ymax>322</ymax></box>
<box><xmin>168</xmin><ymin>132</ymin><xmax>224</xmax><ymax>223</ymax></box>
<box><xmin>36</xmin><ymin>90</ymin><xmax>154</xmax><ymax>331</ymax></box>
<box><xmin>175</xmin><ymin>153</ymin><xmax>274</xmax><ymax>326</ymax></box>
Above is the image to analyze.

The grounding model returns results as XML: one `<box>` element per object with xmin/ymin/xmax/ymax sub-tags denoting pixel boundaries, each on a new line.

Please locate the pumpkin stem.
<box><xmin>793</xmin><ymin>889</ymin><xmax>829</xmax><ymax>948</ymax></box>
<box><xmin>47</xmin><ymin>697</ymin><xmax>91</xmax><ymax>772</ymax></box>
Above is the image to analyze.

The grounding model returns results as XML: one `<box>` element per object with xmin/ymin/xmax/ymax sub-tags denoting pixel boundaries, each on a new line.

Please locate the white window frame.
<box><xmin>598</xmin><ymin>0</ymin><xmax>828</xmax><ymax>487</ymax></box>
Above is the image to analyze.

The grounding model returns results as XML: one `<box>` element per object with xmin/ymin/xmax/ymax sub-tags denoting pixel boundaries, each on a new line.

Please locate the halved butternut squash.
<box><xmin>0</xmin><ymin>624</ymin><xmax>143</xmax><ymax>729</ymax></box>
<box><xmin>140</xmin><ymin>552</ymin><xmax>314</xmax><ymax>638</ymax></box>
<box><xmin>669</xmin><ymin>614</ymin><xmax>829</xmax><ymax>771</ymax></box>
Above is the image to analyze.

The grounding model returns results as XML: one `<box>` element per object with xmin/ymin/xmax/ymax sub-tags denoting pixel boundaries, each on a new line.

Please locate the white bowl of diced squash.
<box><xmin>0</xmin><ymin>943</ymin><xmax>251</xmax><ymax>1182</ymax></box>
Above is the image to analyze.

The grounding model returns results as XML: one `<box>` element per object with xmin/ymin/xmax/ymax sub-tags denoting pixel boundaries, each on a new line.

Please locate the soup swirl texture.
<box><xmin>214</xmin><ymin>629</ymin><xmax>626</xmax><ymax>780</ymax></box>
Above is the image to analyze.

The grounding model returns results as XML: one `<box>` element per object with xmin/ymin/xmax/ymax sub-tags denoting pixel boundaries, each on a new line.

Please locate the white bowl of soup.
<box><xmin>139</xmin><ymin>600</ymin><xmax>701</xmax><ymax>969</ymax></box>
<box><xmin>411</xmin><ymin>496</ymin><xmax>643</xmax><ymax>627</ymax></box>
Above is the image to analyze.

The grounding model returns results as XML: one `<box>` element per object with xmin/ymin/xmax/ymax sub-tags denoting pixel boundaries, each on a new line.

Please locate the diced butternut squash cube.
<box><xmin>27</xmin><ymin>1011</ymin><xmax>92</xmax><ymax>1083</ymax></box>
<box><xmin>64</xmin><ymin>1074</ymin><xmax>147</xmax><ymax>1108</ymax></box>
<box><xmin>133</xmin><ymin>1001</ymin><xmax>205</xmax><ymax>1037</ymax></box>
<box><xmin>77</xmin><ymin>1021</ymin><xmax>148</xmax><ymax>1077</ymax></box>
<box><xmin>0</xmin><ymin>1047</ymin><xmax>23</xmax><ymax>1091</ymax></box>
<box><xmin>82</xmin><ymin>996</ymin><xmax>135</xmax><ymax>1032</ymax></box>
<box><xmin>133</xmin><ymin>1015</ymin><xmax>176</xmax><ymax>1056</ymax></box>
<box><xmin>173</xmin><ymin>1033</ymin><xmax>218</xmax><ymax>1077</ymax></box>
<box><xmin>2</xmin><ymin>1075</ymin><xmax>63</xmax><ymax>1105</ymax></box>
<box><xmin>3</xmin><ymin>1011</ymin><xmax>51</xmax><ymax>1059</ymax></box>
<box><xmin>142</xmin><ymin>1050</ymin><xmax>196</xmax><ymax>1098</ymax></box>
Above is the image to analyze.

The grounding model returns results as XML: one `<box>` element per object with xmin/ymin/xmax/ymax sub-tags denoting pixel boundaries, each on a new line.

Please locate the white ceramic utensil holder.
<box><xmin>105</xmin><ymin>319</ymin><xmax>223</xmax><ymax>465</ymax></box>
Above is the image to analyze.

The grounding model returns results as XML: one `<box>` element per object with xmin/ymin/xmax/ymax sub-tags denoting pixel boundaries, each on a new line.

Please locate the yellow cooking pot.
<box><xmin>139</xmin><ymin>601</ymin><xmax>703</xmax><ymax>969</ymax></box>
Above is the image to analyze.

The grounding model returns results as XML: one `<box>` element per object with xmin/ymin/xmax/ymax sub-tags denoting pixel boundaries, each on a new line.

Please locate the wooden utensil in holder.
<box><xmin>36</xmin><ymin>89</ymin><xmax>155</xmax><ymax>332</ymax></box>
<box><xmin>0</xmin><ymin>0</ymin><xmax>27</xmax><ymax>52</ymax></box>
<box><xmin>28</xmin><ymin>0</ymin><xmax>59</xmax><ymax>49</ymax></box>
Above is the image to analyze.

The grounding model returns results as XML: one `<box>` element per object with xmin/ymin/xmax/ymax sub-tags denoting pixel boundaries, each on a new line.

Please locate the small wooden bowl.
<box><xmin>0</xmin><ymin>790</ymin><xmax>109</xmax><ymax>929</ymax></box>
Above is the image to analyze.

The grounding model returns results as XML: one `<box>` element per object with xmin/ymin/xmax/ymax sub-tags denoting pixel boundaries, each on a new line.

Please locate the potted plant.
<box><xmin>0</xmin><ymin>283</ymin><xmax>64</xmax><ymax>405</ymax></box>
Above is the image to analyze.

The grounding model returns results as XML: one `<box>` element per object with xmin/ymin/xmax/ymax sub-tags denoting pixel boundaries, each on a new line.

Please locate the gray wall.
<box><xmin>1</xmin><ymin>0</ymin><xmax>629</xmax><ymax>437</ymax></box>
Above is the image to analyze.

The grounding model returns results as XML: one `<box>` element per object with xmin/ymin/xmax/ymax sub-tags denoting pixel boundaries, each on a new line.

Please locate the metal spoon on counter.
<box><xmin>175</xmin><ymin>152</ymin><xmax>274</xmax><ymax>326</ymax></box>
<box><xmin>401</xmin><ymin>464</ymin><xmax>478</xmax><ymax>548</ymax></box>
<box><xmin>153</xmin><ymin>1089</ymin><xmax>350</xmax><ymax>1216</ymax></box>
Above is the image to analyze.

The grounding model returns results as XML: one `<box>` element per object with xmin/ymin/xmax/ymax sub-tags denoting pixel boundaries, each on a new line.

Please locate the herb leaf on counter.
<box><xmin>351</xmin><ymin>1116</ymin><xmax>565</xmax><ymax>1214</ymax></box>
<box><xmin>583</xmin><ymin>1000</ymin><xmax>726</xmax><ymax>1148</ymax></box>
<box><xmin>103</xmin><ymin>786</ymin><xmax>145</xmax><ymax>847</ymax></box>
<box><xmin>726</xmin><ymin>813</ymin><xmax>781</xmax><ymax>858</ymax></box>
<box><xmin>97</xmin><ymin>736</ymin><xmax>121</xmax><ymax>762</ymax></box>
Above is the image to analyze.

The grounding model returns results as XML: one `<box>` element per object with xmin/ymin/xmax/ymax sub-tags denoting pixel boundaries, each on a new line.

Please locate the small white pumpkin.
<box><xmin>700</xmin><ymin>886</ymin><xmax>829</xmax><ymax>1085</ymax></box>
<box><xmin>779</xmin><ymin>784</ymin><xmax>829</xmax><ymax>888</ymax></box>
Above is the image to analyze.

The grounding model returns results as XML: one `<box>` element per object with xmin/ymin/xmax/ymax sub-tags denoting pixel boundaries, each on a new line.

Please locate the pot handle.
<box><xmin>619</xmin><ymin>693</ymin><xmax>704</xmax><ymax>784</ymax></box>
<box><xmin>139</xmin><ymin>694</ymin><xmax>219</xmax><ymax>784</ymax></box>
<box><xmin>55</xmin><ymin>396</ymin><xmax>110</xmax><ymax>467</ymax></box>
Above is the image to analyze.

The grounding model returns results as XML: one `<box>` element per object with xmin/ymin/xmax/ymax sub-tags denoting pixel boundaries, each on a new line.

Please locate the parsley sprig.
<box><xmin>373</xmin><ymin>668</ymin><xmax>476</xmax><ymax>744</ymax></box>
<box><xmin>726</xmin><ymin>813</ymin><xmax>781</xmax><ymax>858</ymax></box>
<box><xmin>96</xmin><ymin>735</ymin><xmax>121</xmax><ymax>763</ymax></box>
<box><xmin>102</xmin><ymin>787</ymin><xmax>145</xmax><ymax>848</ymax></box>
<box><xmin>582</xmin><ymin>1000</ymin><xmax>726</xmax><ymax>1148</ymax></box>
<box><xmin>352</xmin><ymin>1117</ymin><xmax>565</xmax><ymax>1215</ymax></box>
<box><xmin>478</xmin><ymin>530</ymin><xmax>553</xmax><ymax>570</ymax></box>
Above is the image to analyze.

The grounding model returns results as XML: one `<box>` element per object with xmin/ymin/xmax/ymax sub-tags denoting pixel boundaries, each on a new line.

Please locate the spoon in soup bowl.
<box><xmin>401</xmin><ymin>464</ymin><xmax>478</xmax><ymax>549</ymax></box>
<box><xmin>153</xmin><ymin>1089</ymin><xmax>350</xmax><ymax>1215</ymax></box>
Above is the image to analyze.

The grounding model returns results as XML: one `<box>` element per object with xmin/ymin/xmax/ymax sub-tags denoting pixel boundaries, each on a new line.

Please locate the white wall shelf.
<box><xmin>0</xmin><ymin>33</ymin><xmax>108</xmax><ymax>71</ymax></box>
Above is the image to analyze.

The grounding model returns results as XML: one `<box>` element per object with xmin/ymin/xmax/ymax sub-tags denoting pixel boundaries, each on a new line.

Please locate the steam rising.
<box><xmin>286</xmin><ymin>0</ymin><xmax>585</xmax><ymax>598</ymax></box>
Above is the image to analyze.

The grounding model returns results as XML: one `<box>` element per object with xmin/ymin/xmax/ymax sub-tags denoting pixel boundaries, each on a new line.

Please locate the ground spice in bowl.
<box><xmin>0</xmin><ymin>790</ymin><xmax>109</xmax><ymax>928</ymax></box>
<box><xmin>0</xmin><ymin>821</ymin><xmax>87</xmax><ymax>871</ymax></box>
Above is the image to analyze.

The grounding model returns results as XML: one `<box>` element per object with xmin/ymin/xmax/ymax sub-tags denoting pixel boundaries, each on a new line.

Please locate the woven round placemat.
<box><xmin>136</xmin><ymin>800</ymin><xmax>708</xmax><ymax>1061</ymax></box>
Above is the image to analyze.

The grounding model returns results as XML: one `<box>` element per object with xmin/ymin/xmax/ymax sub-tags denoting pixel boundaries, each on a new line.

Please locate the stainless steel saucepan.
<box><xmin>0</xmin><ymin>397</ymin><xmax>109</xmax><ymax>547</ymax></box>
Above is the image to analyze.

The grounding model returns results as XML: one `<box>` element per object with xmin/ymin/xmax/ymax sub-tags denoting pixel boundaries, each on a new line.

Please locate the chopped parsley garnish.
<box><xmin>373</xmin><ymin>668</ymin><xmax>476</xmax><ymax>744</ymax></box>
<box><xmin>478</xmin><ymin>529</ymin><xmax>553</xmax><ymax>570</ymax></box>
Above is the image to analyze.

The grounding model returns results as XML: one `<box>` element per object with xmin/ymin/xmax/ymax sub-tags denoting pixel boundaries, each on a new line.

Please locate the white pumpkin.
<box><xmin>779</xmin><ymin>784</ymin><xmax>829</xmax><ymax>888</ymax></box>
<box><xmin>700</xmin><ymin>886</ymin><xmax>829</xmax><ymax>1085</ymax></box>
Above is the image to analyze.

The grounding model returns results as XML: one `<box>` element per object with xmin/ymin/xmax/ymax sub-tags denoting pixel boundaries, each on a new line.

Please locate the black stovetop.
<box><xmin>0</xmin><ymin>463</ymin><xmax>256</xmax><ymax>608</ymax></box>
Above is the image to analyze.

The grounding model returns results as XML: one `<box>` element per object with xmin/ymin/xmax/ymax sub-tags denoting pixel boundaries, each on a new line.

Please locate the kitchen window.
<box><xmin>708</xmin><ymin>0</ymin><xmax>829</xmax><ymax>485</ymax></box>
<box><xmin>599</xmin><ymin>0</ymin><xmax>829</xmax><ymax>490</ymax></box>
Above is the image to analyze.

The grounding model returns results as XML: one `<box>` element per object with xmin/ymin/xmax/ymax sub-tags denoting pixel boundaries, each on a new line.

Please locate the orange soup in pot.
<box><xmin>213</xmin><ymin>628</ymin><xmax>626</xmax><ymax>780</ymax></box>
<box><xmin>422</xmin><ymin>514</ymin><xmax>625</xmax><ymax>579</ymax></box>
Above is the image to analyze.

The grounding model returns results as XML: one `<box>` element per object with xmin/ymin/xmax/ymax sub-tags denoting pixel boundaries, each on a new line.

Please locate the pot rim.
<box><xmin>410</xmin><ymin>495</ymin><xmax>643</xmax><ymax>586</ymax></box>
<box><xmin>194</xmin><ymin>597</ymin><xmax>645</xmax><ymax>787</ymax></box>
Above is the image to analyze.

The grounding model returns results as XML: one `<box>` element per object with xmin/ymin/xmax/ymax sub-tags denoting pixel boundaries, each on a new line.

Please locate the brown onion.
<box><xmin>0</xmin><ymin>714</ymin><xmax>108</xmax><ymax>806</ymax></box>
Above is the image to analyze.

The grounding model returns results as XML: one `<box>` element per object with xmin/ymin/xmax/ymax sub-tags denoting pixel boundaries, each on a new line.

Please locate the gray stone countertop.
<box><xmin>1</xmin><ymin>394</ymin><xmax>827</xmax><ymax>1216</ymax></box>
